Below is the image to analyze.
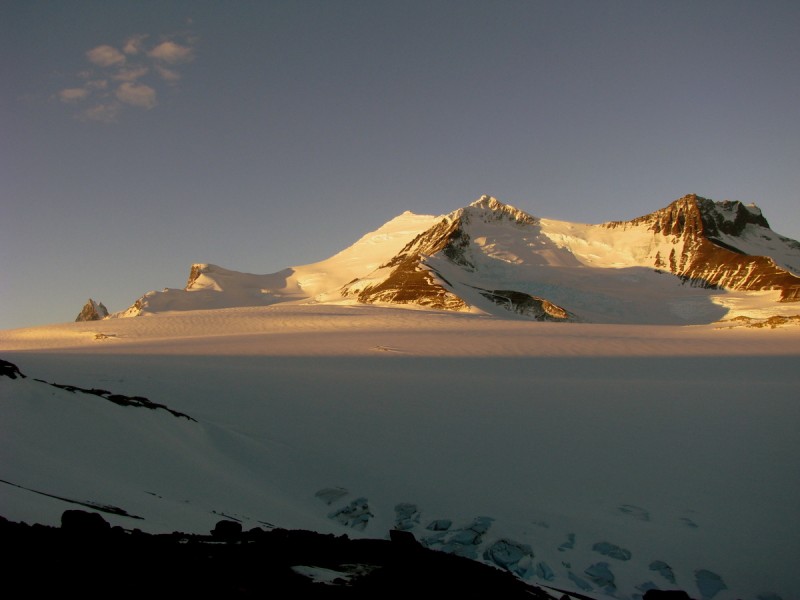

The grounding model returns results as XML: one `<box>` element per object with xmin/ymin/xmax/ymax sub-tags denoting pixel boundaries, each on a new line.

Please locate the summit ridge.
<box><xmin>109</xmin><ymin>195</ymin><xmax>800</xmax><ymax>324</ymax></box>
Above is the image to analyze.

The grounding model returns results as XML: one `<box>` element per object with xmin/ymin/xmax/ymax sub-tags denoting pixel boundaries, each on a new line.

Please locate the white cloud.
<box><xmin>63</xmin><ymin>31</ymin><xmax>195</xmax><ymax>122</ymax></box>
<box><xmin>58</xmin><ymin>88</ymin><xmax>89</xmax><ymax>103</ymax></box>
<box><xmin>123</xmin><ymin>34</ymin><xmax>148</xmax><ymax>55</ymax></box>
<box><xmin>115</xmin><ymin>82</ymin><xmax>157</xmax><ymax>109</ymax></box>
<box><xmin>86</xmin><ymin>45</ymin><xmax>126</xmax><ymax>67</ymax></box>
<box><xmin>155</xmin><ymin>64</ymin><xmax>181</xmax><ymax>82</ymax></box>
<box><xmin>148</xmin><ymin>40</ymin><xmax>194</xmax><ymax>64</ymax></box>
<box><xmin>113</xmin><ymin>66</ymin><xmax>149</xmax><ymax>82</ymax></box>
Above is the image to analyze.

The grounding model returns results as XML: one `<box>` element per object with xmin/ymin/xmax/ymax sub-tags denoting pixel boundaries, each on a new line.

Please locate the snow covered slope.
<box><xmin>111</xmin><ymin>195</ymin><xmax>799</xmax><ymax>324</ymax></box>
<box><xmin>114</xmin><ymin>211</ymin><xmax>440</xmax><ymax>317</ymax></box>
<box><xmin>339</xmin><ymin>195</ymin><xmax>800</xmax><ymax>323</ymax></box>
<box><xmin>1</xmin><ymin>307</ymin><xmax>798</xmax><ymax>600</ymax></box>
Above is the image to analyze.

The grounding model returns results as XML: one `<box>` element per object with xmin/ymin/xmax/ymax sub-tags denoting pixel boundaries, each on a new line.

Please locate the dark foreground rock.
<box><xmin>0</xmin><ymin>511</ymin><xmax>552</xmax><ymax>598</ymax></box>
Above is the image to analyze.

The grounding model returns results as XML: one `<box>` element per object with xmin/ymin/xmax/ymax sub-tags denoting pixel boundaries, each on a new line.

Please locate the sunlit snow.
<box><xmin>1</xmin><ymin>198</ymin><xmax>798</xmax><ymax>600</ymax></box>
<box><xmin>1</xmin><ymin>305</ymin><xmax>798</xmax><ymax>600</ymax></box>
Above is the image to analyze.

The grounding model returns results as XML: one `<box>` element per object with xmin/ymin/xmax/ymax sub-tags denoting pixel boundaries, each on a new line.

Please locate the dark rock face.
<box><xmin>1</xmin><ymin>511</ymin><xmax>550</xmax><ymax>598</ymax></box>
<box><xmin>185</xmin><ymin>264</ymin><xmax>205</xmax><ymax>289</ymax></box>
<box><xmin>697</xmin><ymin>198</ymin><xmax>770</xmax><ymax>236</ymax></box>
<box><xmin>0</xmin><ymin>359</ymin><xmax>26</xmax><ymax>379</ymax></box>
<box><xmin>340</xmin><ymin>214</ymin><xmax>470</xmax><ymax>310</ymax></box>
<box><xmin>75</xmin><ymin>299</ymin><xmax>109</xmax><ymax>321</ymax></box>
<box><xmin>476</xmin><ymin>288</ymin><xmax>574</xmax><ymax>321</ymax></box>
<box><xmin>609</xmin><ymin>195</ymin><xmax>800</xmax><ymax>301</ymax></box>
<box><xmin>0</xmin><ymin>358</ymin><xmax>195</xmax><ymax>421</ymax></box>
<box><xmin>643</xmin><ymin>591</ymin><xmax>695</xmax><ymax>600</ymax></box>
<box><xmin>38</xmin><ymin>379</ymin><xmax>195</xmax><ymax>421</ymax></box>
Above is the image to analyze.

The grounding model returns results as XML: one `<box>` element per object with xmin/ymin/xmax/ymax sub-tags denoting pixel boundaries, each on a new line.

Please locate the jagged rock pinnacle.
<box><xmin>75</xmin><ymin>299</ymin><xmax>109</xmax><ymax>322</ymax></box>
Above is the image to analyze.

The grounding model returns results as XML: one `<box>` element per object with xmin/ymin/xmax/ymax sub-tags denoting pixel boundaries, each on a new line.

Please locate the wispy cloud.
<box><xmin>148</xmin><ymin>41</ymin><xmax>194</xmax><ymax>64</ymax></box>
<box><xmin>58</xmin><ymin>30</ymin><xmax>196</xmax><ymax>123</ymax></box>
<box><xmin>113</xmin><ymin>66</ymin><xmax>149</xmax><ymax>82</ymax></box>
<box><xmin>123</xmin><ymin>34</ymin><xmax>149</xmax><ymax>55</ymax></box>
<box><xmin>116</xmin><ymin>82</ymin><xmax>157</xmax><ymax>109</ymax></box>
<box><xmin>86</xmin><ymin>79</ymin><xmax>108</xmax><ymax>91</ymax></box>
<box><xmin>155</xmin><ymin>65</ymin><xmax>181</xmax><ymax>82</ymax></box>
<box><xmin>83</xmin><ymin>102</ymin><xmax>121</xmax><ymax>123</ymax></box>
<box><xmin>58</xmin><ymin>88</ymin><xmax>89</xmax><ymax>103</ymax></box>
<box><xmin>86</xmin><ymin>45</ymin><xmax>126</xmax><ymax>67</ymax></box>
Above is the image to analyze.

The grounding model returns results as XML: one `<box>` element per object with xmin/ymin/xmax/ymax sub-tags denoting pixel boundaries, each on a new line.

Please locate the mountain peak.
<box><xmin>695</xmin><ymin>197</ymin><xmax>770</xmax><ymax>235</ymax></box>
<box><xmin>462</xmin><ymin>196</ymin><xmax>536</xmax><ymax>226</ymax></box>
<box><xmin>75</xmin><ymin>299</ymin><xmax>108</xmax><ymax>322</ymax></box>
<box><xmin>110</xmin><ymin>194</ymin><xmax>800</xmax><ymax>323</ymax></box>
<box><xmin>186</xmin><ymin>263</ymin><xmax>213</xmax><ymax>290</ymax></box>
<box><xmin>469</xmin><ymin>195</ymin><xmax>502</xmax><ymax>209</ymax></box>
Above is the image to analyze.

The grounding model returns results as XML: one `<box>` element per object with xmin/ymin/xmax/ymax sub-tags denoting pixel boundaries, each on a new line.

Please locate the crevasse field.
<box><xmin>1</xmin><ymin>306</ymin><xmax>798</xmax><ymax>600</ymax></box>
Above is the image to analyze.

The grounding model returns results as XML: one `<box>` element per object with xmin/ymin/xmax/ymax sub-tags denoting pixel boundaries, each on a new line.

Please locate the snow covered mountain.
<box><xmin>3</xmin><ymin>194</ymin><xmax>798</xmax><ymax>600</ymax></box>
<box><xmin>601</xmin><ymin>195</ymin><xmax>800</xmax><ymax>298</ymax></box>
<box><xmin>113</xmin><ymin>195</ymin><xmax>800</xmax><ymax>324</ymax></box>
<box><xmin>112</xmin><ymin>210</ymin><xmax>439</xmax><ymax>317</ymax></box>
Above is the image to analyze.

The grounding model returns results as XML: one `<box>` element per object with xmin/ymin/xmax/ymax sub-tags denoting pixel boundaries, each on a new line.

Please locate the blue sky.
<box><xmin>3</xmin><ymin>1</ymin><xmax>799</xmax><ymax>329</ymax></box>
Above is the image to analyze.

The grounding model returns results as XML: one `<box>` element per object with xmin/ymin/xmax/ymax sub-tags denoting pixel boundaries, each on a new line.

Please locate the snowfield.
<box><xmin>3</xmin><ymin>196</ymin><xmax>799</xmax><ymax>599</ymax></box>
<box><xmin>1</xmin><ymin>305</ymin><xmax>798</xmax><ymax>600</ymax></box>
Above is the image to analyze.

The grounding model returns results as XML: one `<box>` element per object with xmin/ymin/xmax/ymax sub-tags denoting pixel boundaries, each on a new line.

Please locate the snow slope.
<box><xmin>340</xmin><ymin>196</ymin><xmax>800</xmax><ymax>323</ymax></box>
<box><xmin>114</xmin><ymin>211</ymin><xmax>440</xmax><ymax>317</ymax></box>
<box><xmin>110</xmin><ymin>196</ymin><xmax>800</xmax><ymax>324</ymax></box>
<box><xmin>1</xmin><ymin>305</ymin><xmax>798</xmax><ymax>600</ymax></box>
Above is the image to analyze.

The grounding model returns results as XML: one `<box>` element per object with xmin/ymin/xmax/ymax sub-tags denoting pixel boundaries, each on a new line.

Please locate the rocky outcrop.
<box><xmin>75</xmin><ymin>299</ymin><xmax>108</xmax><ymax>322</ymax></box>
<box><xmin>607</xmin><ymin>195</ymin><xmax>800</xmax><ymax>301</ymax></box>
<box><xmin>0</xmin><ymin>359</ymin><xmax>25</xmax><ymax>379</ymax></box>
<box><xmin>341</xmin><ymin>262</ymin><xmax>468</xmax><ymax>311</ymax></box>
<box><xmin>0</xmin><ymin>511</ymin><xmax>550</xmax><ymax>598</ymax></box>
<box><xmin>475</xmin><ymin>288</ymin><xmax>574</xmax><ymax>321</ymax></box>
<box><xmin>339</xmin><ymin>205</ymin><xmax>477</xmax><ymax>310</ymax></box>
<box><xmin>1</xmin><ymin>359</ymin><xmax>194</xmax><ymax>421</ymax></box>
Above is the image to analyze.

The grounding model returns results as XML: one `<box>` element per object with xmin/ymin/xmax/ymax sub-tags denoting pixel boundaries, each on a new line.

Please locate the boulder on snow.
<box><xmin>211</xmin><ymin>519</ymin><xmax>242</xmax><ymax>539</ymax></box>
<box><xmin>61</xmin><ymin>510</ymin><xmax>111</xmax><ymax>536</ymax></box>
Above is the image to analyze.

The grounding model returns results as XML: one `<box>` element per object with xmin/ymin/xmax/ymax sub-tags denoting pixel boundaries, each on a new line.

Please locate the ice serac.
<box><xmin>75</xmin><ymin>299</ymin><xmax>109</xmax><ymax>322</ymax></box>
<box><xmin>604</xmin><ymin>194</ymin><xmax>800</xmax><ymax>301</ymax></box>
<box><xmin>339</xmin><ymin>195</ymin><xmax>575</xmax><ymax>320</ymax></box>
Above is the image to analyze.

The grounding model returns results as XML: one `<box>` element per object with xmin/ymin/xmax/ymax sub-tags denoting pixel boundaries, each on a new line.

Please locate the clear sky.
<box><xmin>2</xmin><ymin>1</ymin><xmax>799</xmax><ymax>329</ymax></box>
